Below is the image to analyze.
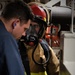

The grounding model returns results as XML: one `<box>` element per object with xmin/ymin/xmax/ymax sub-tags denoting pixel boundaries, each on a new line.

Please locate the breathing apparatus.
<box><xmin>21</xmin><ymin>3</ymin><xmax>48</xmax><ymax>46</ymax></box>
<box><xmin>20</xmin><ymin>2</ymin><xmax>50</xmax><ymax>65</ymax></box>
<box><xmin>21</xmin><ymin>15</ymin><xmax>47</xmax><ymax>46</ymax></box>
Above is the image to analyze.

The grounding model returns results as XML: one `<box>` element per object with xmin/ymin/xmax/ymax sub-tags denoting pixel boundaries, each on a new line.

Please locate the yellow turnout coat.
<box><xmin>24</xmin><ymin>43</ymin><xmax>59</xmax><ymax>75</ymax></box>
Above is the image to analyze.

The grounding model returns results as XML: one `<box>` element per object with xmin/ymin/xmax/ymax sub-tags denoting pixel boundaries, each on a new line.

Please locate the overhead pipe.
<box><xmin>47</xmin><ymin>6</ymin><xmax>75</xmax><ymax>24</ymax></box>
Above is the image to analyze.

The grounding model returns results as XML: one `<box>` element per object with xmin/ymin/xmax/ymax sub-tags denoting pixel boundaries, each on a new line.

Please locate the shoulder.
<box><xmin>0</xmin><ymin>31</ymin><xmax>18</xmax><ymax>48</ymax></box>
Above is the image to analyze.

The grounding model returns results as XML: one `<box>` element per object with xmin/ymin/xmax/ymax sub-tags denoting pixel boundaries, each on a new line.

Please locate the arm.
<box><xmin>4</xmin><ymin>36</ymin><xmax>25</xmax><ymax>75</ymax></box>
<box><xmin>46</xmin><ymin>46</ymin><xmax>59</xmax><ymax>75</ymax></box>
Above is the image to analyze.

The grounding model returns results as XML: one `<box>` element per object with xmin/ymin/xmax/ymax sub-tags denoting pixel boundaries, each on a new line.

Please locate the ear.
<box><xmin>12</xmin><ymin>19</ymin><xmax>20</xmax><ymax>29</ymax></box>
<box><xmin>13</xmin><ymin>23</ymin><xmax>16</xmax><ymax>29</ymax></box>
<box><xmin>12</xmin><ymin>22</ymin><xmax>16</xmax><ymax>29</ymax></box>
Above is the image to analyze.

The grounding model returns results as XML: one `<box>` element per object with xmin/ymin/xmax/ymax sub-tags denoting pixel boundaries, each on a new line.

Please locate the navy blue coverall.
<box><xmin>0</xmin><ymin>20</ymin><xmax>25</xmax><ymax>75</ymax></box>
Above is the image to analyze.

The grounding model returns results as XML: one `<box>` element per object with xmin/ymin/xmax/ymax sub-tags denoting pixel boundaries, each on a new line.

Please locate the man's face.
<box><xmin>20</xmin><ymin>21</ymin><xmax>40</xmax><ymax>46</ymax></box>
<box><xmin>30</xmin><ymin>21</ymin><xmax>40</xmax><ymax>33</ymax></box>
<box><xmin>12</xmin><ymin>19</ymin><xmax>31</xmax><ymax>39</ymax></box>
<box><xmin>22</xmin><ymin>21</ymin><xmax>40</xmax><ymax>37</ymax></box>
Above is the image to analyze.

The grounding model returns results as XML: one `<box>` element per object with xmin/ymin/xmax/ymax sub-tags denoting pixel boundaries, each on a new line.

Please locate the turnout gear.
<box><xmin>19</xmin><ymin>2</ymin><xmax>59</xmax><ymax>75</ymax></box>
<box><xmin>18</xmin><ymin>39</ymin><xmax>59</xmax><ymax>75</ymax></box>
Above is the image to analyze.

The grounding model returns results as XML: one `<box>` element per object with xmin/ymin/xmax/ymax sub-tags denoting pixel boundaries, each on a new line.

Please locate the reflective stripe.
<box><xmin>24</xmin><ymin>72</ymin><xmax>27</xmax><ymax>75</ymax></box>
<box><xmin>31</xmin><ymin>71</ymin><xmax>47</xmax><ymax>75</ymax></box>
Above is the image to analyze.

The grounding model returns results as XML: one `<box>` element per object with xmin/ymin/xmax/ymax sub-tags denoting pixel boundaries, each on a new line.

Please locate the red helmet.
<box><xmin>28</xmin><ymin>2</ymin><xmax>50</xmax><ymax>25</ymax></box>
<box><xmin>30</xmin><ymin>4</ymin><xmax>46</xmax><ymax>22</ymax></box>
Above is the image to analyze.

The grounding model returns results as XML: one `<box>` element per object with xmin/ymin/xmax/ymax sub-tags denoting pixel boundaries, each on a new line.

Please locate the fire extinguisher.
<box><xmin>45</xmin><ymin>24</ymin><xmax>60</xmax><ymax>47</ymax></box>
<box><xmin>45</xmin><ymin>26</ymin><xmax>51</xmax><ymax>45</ymax></box>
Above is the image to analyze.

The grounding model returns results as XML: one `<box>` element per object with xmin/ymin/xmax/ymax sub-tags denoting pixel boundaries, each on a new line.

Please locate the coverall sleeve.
<box><xmin>46</xmin><ymin>46</ymin><xmax>59</xmax><ymax>75</ymax></box>
<box><xmin>3</xmin><ymin>36</ymin><xmax>25</xmax><ymax>75</ymax></box>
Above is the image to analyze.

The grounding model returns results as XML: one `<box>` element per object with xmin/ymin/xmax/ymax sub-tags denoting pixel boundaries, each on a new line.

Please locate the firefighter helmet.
<box><xmin>28</xmin><ymin>2</ymin><xmax>50</xmax><ymax>25</ymax></box>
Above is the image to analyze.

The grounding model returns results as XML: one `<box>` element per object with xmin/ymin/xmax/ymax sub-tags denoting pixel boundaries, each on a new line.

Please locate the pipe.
<box><xmin>48</xmin><ymin>6</ymin><xmax>75</xmax><ymax>24</ymax></box>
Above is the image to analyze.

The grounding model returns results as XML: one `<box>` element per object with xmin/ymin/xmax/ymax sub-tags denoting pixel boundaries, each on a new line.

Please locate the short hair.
<box><xmin>1</xmin><ymin>1</ymin><xmax>34</xmax><ymax>23</ymax></box>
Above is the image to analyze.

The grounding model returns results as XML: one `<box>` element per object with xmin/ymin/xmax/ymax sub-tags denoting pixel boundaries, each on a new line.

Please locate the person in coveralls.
<box><xmin>18</xmin><ymin>3</ymin><xmax>59</xmax><ymax>75</ymax></box>
<box><xmin>0</xmin><ymin>1</ymin><xmax>34</xmax><ymax>75</ymax></box>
